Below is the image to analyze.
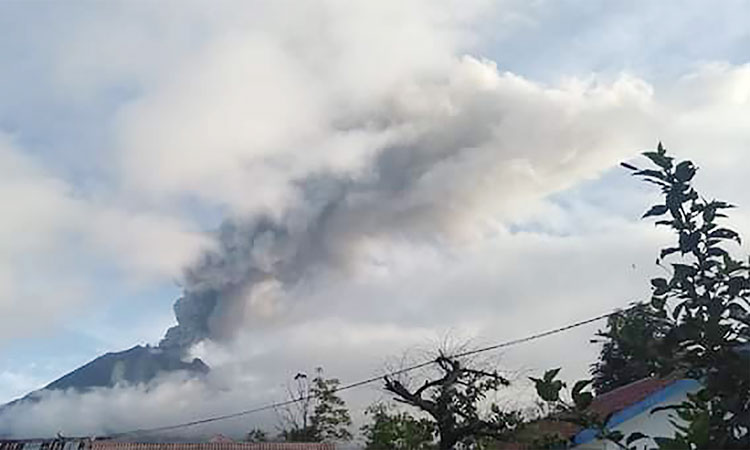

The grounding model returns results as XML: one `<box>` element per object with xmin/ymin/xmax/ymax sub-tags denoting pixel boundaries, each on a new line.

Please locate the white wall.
<box><xmin>575</xmin><ymin>380</ymin><xmax>700</xmax><ymax>450</ymax></box>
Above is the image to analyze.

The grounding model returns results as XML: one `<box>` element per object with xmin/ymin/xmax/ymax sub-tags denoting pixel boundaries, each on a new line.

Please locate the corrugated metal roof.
<box><xmin>1</xmin><ymin>442</ymin><xmax>332</xmax><ymax>450</ymax></box>
<box><xmin>92</xmin><ymin>443</ymin><xmax>334</xmax><ymax>450</ymax></box>
<box><xmin>587</xmin><ymin>375</ymin><xmax>681</xmax><ymax>419</ymax></box>
<box><xmin>494</xmin><ymin>376</ymin><xmax>691</xmax><ymax>449</ymax></box>
<box><xmin>0</xmin><ymin>440</ymin><xmax>91</xmax><ymax>450</ymax></box>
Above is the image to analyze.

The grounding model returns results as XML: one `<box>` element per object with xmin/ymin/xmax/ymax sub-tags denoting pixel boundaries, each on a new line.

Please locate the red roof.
<box><xmin>495</xmin><ymin>376</ymin><xmax>683</xmax><ymax>449</ymax></box>
<box><xmin>526</xmin><ymin>420</ymin><xmax>582</xmax><ymax>437</ymax></box>
<box><xmin>587</xmin><ymin>375</ymin><xmax>681</xmax><ymax>419</ymax></box>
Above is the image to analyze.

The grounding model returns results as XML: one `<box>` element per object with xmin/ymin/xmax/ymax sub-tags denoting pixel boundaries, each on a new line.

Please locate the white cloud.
<box><xmin>108</xmin><ymin>0</ymin><xmax>487</xmax><ymax>215</ymax></box>
<box><xmin>0</xmin><ymin>135</ymin><xmax>211</xmax><ymax>341</ymax></box>
<box><xmin>0</xmin><ymin>370</ymin><xmax>47</xmax><ymax>407</ymax></box>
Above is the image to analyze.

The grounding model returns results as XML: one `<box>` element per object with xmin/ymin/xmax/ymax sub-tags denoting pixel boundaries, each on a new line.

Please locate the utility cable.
<box><xmin>106</xmin><ymin>305</ymin><xmax>637</xmax><ymax>439</ymax></box>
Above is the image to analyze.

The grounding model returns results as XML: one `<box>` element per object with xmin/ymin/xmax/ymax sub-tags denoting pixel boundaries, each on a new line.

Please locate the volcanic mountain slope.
<box><xmin>3</xmin><ymin>345</ymin><xmax>209</xmax><ymax>409</ymax></box>
<box><xmin>46</xmin><ymin>345</ymin><xmax>209</xmax><ymax>391</ymax></box>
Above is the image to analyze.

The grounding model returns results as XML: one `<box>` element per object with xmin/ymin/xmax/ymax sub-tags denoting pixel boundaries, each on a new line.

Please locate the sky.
<box><xmin>1</xmin><ymin>0</ymin><xmax>749</xmax><ymax>439</ymax></box>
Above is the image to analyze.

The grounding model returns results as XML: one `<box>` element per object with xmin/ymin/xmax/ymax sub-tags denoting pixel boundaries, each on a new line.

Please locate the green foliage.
<box><xmin>529</xmin><ymin>368</ymin><xmax>565</xmax><ymax>402</ymax></box>
<box><xmin>591</xmin><ymin>303</ymin><xmax>673</xmax><ymax>394</ymax></box>
<box><xmin>528</xmin><ymin>433</ymin><xmax>572</xmax><ymax>450</ymax></box>
<box><xmin>535</xmin><ymin>144</ymin><xmax>749</xmax><ymax>449</ymax></box>
<box><xmin>361</xmin><ymin>402</ymin><xmax>436</xmax><ymax>450</ymax></box>
<box><xmin>623</xmin><ymin>143</ymin><xmax>750</xmax><ymax>449</ymax></box>
<box><xmin>530</xmin><ymin>370</ymin><xmax>624</xmax><ymax>447</ymax></box>
<box><xmin>383</xmin><ymin>354</ymin><xmax>521</xmax><ymax>450</ymax></box>
<box><xmin>309</xmin><ymin>369</ymin><xmax>353</xmax><ymax>441</ymax></box>
<box><xmin>278</xmin><ymin>367</ymin><xmax>352</xmax><ymax>442</ymax></box>
<box><xmin>245</xmin><ymin>428</ymin><xmax>269</xmax><ymax>442</ymax></box>
<box><xmin>281</xmin><ymin>426</ymin><xmax>318</xmax><ymax>442</ymax></box>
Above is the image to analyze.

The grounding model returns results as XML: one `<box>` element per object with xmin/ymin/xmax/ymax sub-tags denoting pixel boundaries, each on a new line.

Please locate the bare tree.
<box><xmin>383</xmin><ymin>353</ymin><xmax>521</xmax><ymax>450</ymax></box>
<box><xmin>277</xmin><ymin>372</ymin><xmax>316</xmax><ymax>441</ymax></box>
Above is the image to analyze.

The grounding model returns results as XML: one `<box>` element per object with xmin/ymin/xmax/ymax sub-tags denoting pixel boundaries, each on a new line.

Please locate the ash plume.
<box><xmin>156</xmin><ymin>57</ymin><xmax>654</xmax><ymax>355</ymax></box>
<box><xmin>157</xmin><ymin>139</ymin><xmax>474</xmax><ymax>352</ymax></box>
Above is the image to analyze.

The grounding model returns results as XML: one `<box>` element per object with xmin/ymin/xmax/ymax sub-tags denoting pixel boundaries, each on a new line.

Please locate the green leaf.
<box><xmin>703</xmin><ymin>205</ymin><xmax>716</xmax><ymax>223</ymax></box>
<box><xmin>627</xmin><ymin>432</ymin><xmax>649</xmax><ymax>445</ymax></box>
<box><xmin>534</xmin><ymin>379</ymin><xmax>564</xmax><ymax>402</ymax></box>
<box><xmin>573</xmin><ymin>391</ymin><xmax>593</xmax><ymax>410</ymax></box>
<box><xmin>572</xmin><ymin>379</ymin><xmax>593</xmax><ymax>396</ymax></box>
<box><xmin>651</xmin><ymin>278</ymin><xmax>669</xmax><ymax>296</ymax></box>
<box><xmin>713</xmin><ymin>201</ymin><xmax>736</xmax><ymax>209</ymax></box>
<box><xmin>673</xmin><ymin>301</ymin><xmax>687</xmax><ymax>320</ymax></box>
<box><xmin>660</xmin><ymin>247</ymin><xmax>680</xmax><ymax>259</ymax></box>
<box><xmin>635</xmin><ymin>168</ymin><xmax>668</xmax><ymax>181</ymax></box>
<box><xmin>606</xmin><ymin>430</ymin><xmax>624</xmax><ymax>442</ymax></box>
<box><xmin>642</xmin><ymin>152</ymin><xmax>673</xmax><ymax>170</ymax></box>
<box><xmin>674</xmin><ymin>161</ymin><xmax>696</xmax><ymax>182</ymax></box>
<box><xmin>543</xmin><ymin>368</ymin><xmax>561</xmax><ymax>382</ymax></box>
<box><xmin>709</xmin><ymin>228</ymin><xmax>741</xmax><ymax>243</ymax></box>
<box><xmin>678</xmin><ymin>232</ymin><xmax>699</xmax><ymax>254</ymax></box>
<box><xmin>727</xmin><ymin>276</ymin><xmax>745</xmax><ymax>296</ymax></box>
<box><xmin>672</xmin><ymin>263</ymin><xmax>697</xmax><ymax>279</ymax></box>
<box><xmin>651</xmin><ymin>296</ymin><xmax>666</xmax><ymax>310</ymax></box>
<box><xmin>643</xmin><ymin>205</ymin><xmax>669</xmax><ymax>218</ymax></box>
<box><xmin>654</xmin><ymin>436</ymin><xmax>691</xmax><ymax>450</ymax></box>
<box><xmin>572</xmin><ymin>379</ymin><xmax>594</xmax><ymax>409</ymax></box>
<box><xmin>621</xmin><ymin>162</ymin><xmax>639</xmax><ymax>171</ymax></box>
<box><xmin>666</xmin><ymin>190</ymin><xmax>683</xmax><ymax>218</ymax></box>
<box><xmin>642</xmin><ymin>178</ymin><xmax>671</xmax><ymax>188</ymax></box>
<box><xmin>650</xmin><ymin>404</ymin><xmax>683</xmax><ymax>415</ymax></box>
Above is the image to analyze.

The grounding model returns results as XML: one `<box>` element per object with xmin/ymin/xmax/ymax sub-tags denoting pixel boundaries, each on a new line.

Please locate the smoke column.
<box><xmin>156</xmin><ymin>56</ymin><xmax>652</xmax><ymax>355</ymax></box>
<box><xmin>156</xmin><ymin>138</ymin><xmax>473</xmax><ymax>352</ymax></box>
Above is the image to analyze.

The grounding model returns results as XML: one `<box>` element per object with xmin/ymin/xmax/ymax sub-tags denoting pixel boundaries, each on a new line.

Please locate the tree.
<box><xmin>361</xmin><ymin>402</ymin><xmax>436</xmax><ymax>450</ymax></box>
<box><xmin>531</xmin><ymin>368</ymin><xmax>631</xmax><ymax>449</ymax></box>
<box><xmin>245</xmin><ymin>428</ymin><xmax>269</xmax><ymax>442</ymax></box>
<box><xmin>277</xmin><ymin>368</ymin><xmax>352</xmax><ymax>442</ymax></box>
<box><xmin>278</xmin><ymin>371</ymin><xmax>316</xmax><ymax>441</ymax></box>
<box><xmin>533</xmin><ymin>144</ymin><xmax>750</xmax><ymax>449</ymax></box>
<box><xmin>309</xmin><ymin>369</ymin><xmax>353</xmax><ymax>441</ymax></box>
<box><xmin>382</xmin><ymin>353</ymin><xmax>521</xmax><ymax>450</ymax></box>
<box><xmin>591</xmin><ymin>303</ymin><xmax>673</xmax><ymax>394</ymax></box>
<box><xmin>622</xmin><ymin>143</ymin><xmax>749</xmax><ymax>449</ymax></box>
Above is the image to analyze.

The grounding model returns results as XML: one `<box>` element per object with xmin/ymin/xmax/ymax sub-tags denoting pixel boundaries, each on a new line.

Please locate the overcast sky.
<box><xmin>1</xmin><ymin>0</ymin><xmax>749</xmax><ymax>439</ymax></box>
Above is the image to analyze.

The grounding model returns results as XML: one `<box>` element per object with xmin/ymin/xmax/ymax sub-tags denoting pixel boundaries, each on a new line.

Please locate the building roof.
<box><xmin>504</xmin><ymin>419</ymin><xmax>584</xmax><ymax>447</ymax></box>
<box><xmin>573</xmin><ymin>377</ymin><xmax>701</xmax><ymax>446</ymax></box>
<box><xmin>516</xmin><ymin>419</ymin><xmax>582</xmax><ymax>439</ymax></box>
<box><xmin>587</xmin><ymin>375</ymin><xmax>682</xmax><ymax>420</ymax></box>
<box><xmin>93</xmin><ymin>443</ymin><xmax>334</xmax><ymax>450</ymax></box>
<box><xmin>494</xmin><ymin>375</ymin><xmax>696</xmax><ymax>449</ymax></box>
<box><xmin>0</xmin><ymin>441</ymin><xmax>334</xmax><ymax>450</ymax></box>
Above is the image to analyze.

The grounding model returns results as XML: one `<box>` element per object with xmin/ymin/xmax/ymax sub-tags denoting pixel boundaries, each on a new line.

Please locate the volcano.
<box><xmin>2</xmin><ymin>345</ymin><xmax>209</xmax><ymax>411</ymax></box>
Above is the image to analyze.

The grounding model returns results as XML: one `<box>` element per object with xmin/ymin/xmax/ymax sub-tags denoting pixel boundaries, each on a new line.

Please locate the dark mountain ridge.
<box><xmin>2</xmin><ymin>345</ymin><xmax>209</xmax><ymax>412</ymax></box>
<box><xmin>44</xmin><ymin>345</ymin><xmax>209</xmax><ymax>391</ymax></box>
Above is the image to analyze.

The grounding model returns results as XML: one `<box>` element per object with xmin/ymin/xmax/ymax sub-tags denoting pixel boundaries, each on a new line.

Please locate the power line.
<box><xmin>107</xmin><ymin>305</ymin><xmax>635</xmax><ymax>439</ymax></box>
<box><xmin>453</xmin><ymin>309</ymin><xmax>621</xmax><ymax>360</ymax></box>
